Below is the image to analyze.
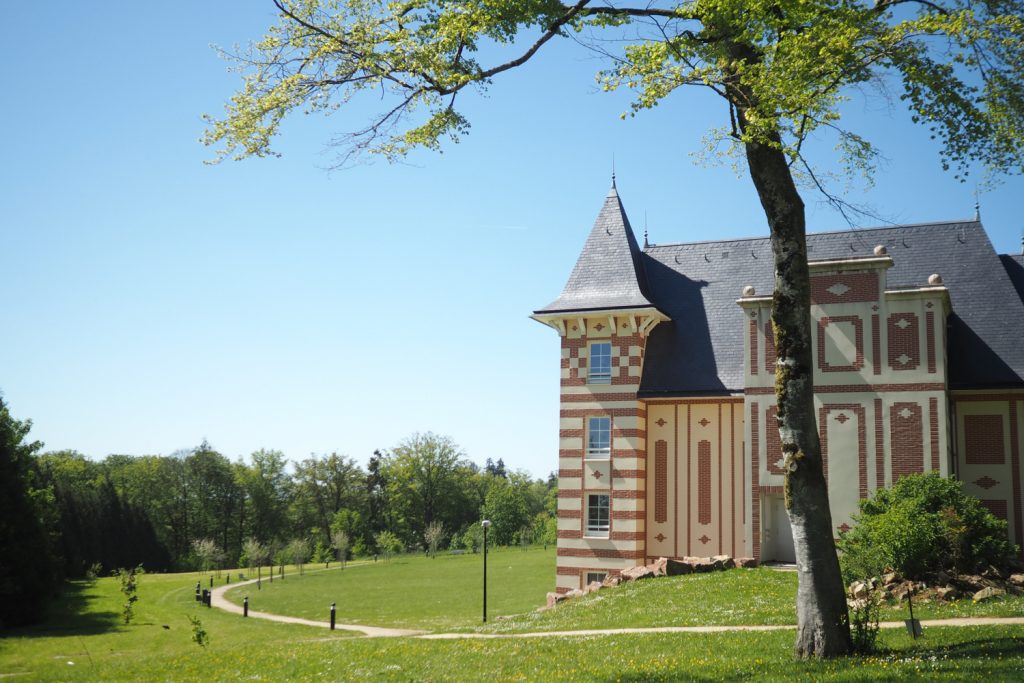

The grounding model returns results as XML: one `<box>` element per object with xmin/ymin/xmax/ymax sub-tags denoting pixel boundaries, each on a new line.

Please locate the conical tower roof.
<box><xmin>535</xmin><ymin>182</ymin><xmax>656</xmax><ymax>313</ymax></box>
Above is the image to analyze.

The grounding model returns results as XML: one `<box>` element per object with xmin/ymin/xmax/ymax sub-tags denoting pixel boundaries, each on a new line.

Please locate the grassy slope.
<box><xmin>2</xmin><ymin>555</ymin><xmax>1024</xmax><ymax>681</ymax></box>
<box><xmin>224</xmin><ymin>548</ymin><xmax>554</xmax><ymax>630</ymax></box>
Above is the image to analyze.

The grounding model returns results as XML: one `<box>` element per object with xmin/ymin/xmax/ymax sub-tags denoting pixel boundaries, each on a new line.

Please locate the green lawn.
<box><xmin>224</xmin><ymin>548</ymin><xmax>556</xmax><ymax>630</ymax></box>
<box><xmin>475</xmin><ymin>567</ymin><xmax>1024</xmax><ymax>634</ymax></box>
<box><xmin>3</xmin><ymin>555</ymin><xmax>1024</xmax><ymax>682</ymax></box>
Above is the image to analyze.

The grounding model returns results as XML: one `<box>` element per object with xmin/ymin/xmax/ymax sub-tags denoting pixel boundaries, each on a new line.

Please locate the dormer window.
<box><xmin>589</xmin><ymin>342</ymin><xmax>612</xmax><ymax>384</ymax></box>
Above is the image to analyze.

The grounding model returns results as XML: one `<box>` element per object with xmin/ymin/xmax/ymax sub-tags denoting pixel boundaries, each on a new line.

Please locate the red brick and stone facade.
<box><xmin>535</xmin><ymin>184</ymin><xmax>1024</xmax><ymax>590</ymax></box>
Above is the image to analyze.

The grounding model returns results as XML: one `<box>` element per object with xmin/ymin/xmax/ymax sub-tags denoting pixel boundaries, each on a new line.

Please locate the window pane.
<box><xmin>589</xmin><ymin>342</ymin><xmax>611</xmax><ymax>383</ymax></box>
<box><xmin>588</xmin><ymin>417</ymin><xmax>610</xmax><ymax>456</ymax></box>
<box><xmin>587</xmin><ymin>493</ymin><xmax>610</xmax><ymax>533</ymax></box>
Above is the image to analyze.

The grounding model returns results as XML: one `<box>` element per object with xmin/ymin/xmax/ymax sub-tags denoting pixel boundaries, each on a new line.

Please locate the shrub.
<box><xmin>839</xmin><ymin>472</ymin><xmax>1015</xmax><ymax>580</ymax></box>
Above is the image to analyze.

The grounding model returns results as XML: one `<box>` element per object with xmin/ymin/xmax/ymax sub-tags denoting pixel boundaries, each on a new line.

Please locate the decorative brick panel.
<box><xmin>764</xmin><ymin>321</ymin><xmax>776</xmax><ymax>373</ymax></box>
<box><xmin>698</xmin><ymin>440</ymin><xmax>712</xmax><ymax>525</ymax></box>
<box><xmin>819</xmin><ymin>404</ymin><xmax>868</xmax><ymax>497</ymax></box>
<box><xmin>817</xmin><ymin>315</ymin><xmax>865</xmax><ymax>372</ymax></box>
<box><xmin>654</xmin><ymin>440</ymin><xmax>668</xmax><ymax>524</ymax></box>
<box><xmin>929</xmin><ymin>397</ymin><xmax>940</xmax><ymax>471</ymax></box>
<box><xmin>926</xmin><ymin>311</ymin><xmax>937</xmax><ymax>374</ymax></box>
<box><xmin>964</xmin><ymin>415</ymin><xmax>1005</xmax><ymax>465</ymax></box>
<box><xmin>981</xmin><ymin>499</ymin><xmax>1009</xmax><ymax>522</ymax></box>
<box><xmin>750</xmin><ymin>319</ymin><xmax>759</xmax><ymax>376</ymax></box>
<box><xmin>871</xmin><ymin>314</ymin><xmax>881</xmax><ymax>376</ymax></box>
<box><xmin>874</xmin><ymin>398</ymin><xmax>885</xmax><ymax>490</ymax></box>
<box><xmin>810</xmin><ymin>272</ymin><xmax>879</xmax><ymax>304</ymax></box>
<box><xmin>888</xmin><ymin>313</ymin><xmax>921</xmax><ymax>372</ymax></box>
<box><xmin>765</xmin><ymin>406</ymin><xmax>785</xmax><ymax>475</ymax></box>
<box><xmin>751</xmin><ymin>401</ymin><xmax>761</xmax><ymax>560</ymax></box>
<box><xmin>890</xmin><ymin>402</ymin><xmax>924</xmax><ymax>479</ymax></box>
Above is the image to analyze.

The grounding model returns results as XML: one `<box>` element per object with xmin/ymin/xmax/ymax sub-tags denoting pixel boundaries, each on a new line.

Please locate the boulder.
<box><xmin>620</xmin><ymin>564</ymin><xmax>656</xmax><ymax>581</ymax></box>
<box><xmin>935</xmin><ymin>586</ymin><xmax>959</xmax><ymax>601</ymax></box>
<box><xmin>647</xmin><ymin>557</ymin><xmax>668</xmax><ymax>577</ymax></box>
<box><xmin>564</xmin><ymin>588</ymin><xmax>586</xmax><ymax>600</ymax></box>
<box><xmin>882</xmin><ymin>571</ymin><xmax>899</xmax><ymax>586</ymax></box>
<box><xmin>849</xmin><ymin>581</ymin><xmax>868</xmax><ymax>599</ymax></box>
<box><xmin>1008</xmin><ymin>573</ymin><xmax>1024</xmax><ymax>588</ymax></box>
<box><xmin>546</xmin><ymin>592</ymin><xmax>559</xmax><ymax>609</ymax></box>
<box><xmin>666</xmin><ymin>559</ymin><xmax>694</xmax><ymax>576</ymax></box>
<box><xmin>685</xmin><ymin>557</ymin><xmax>717</xmax><ymax>573</ymax></box>
<box><xmin>972</xmin><ymin>586</ymin><xmax>1006</xmax><ymax>603</ymax></box>
<box><xmin>601</xmin><ymin>575</ymin><xmax>622</xmax><ymax>588</ymax></box>
<box><xmin>711</xmin><ymin>555</ymin><xmax>736</xmax><ymax>570</ymax></box>
<box><xmin>584</xmin><ymin>580</ymin><xmax>603</xmax><ymax>594</ymax></box>
<box><xmin>735</xmin><ymin>557</ymin><xmax>758</xmax><ymax>569</ymax></box>
<box><xmin>953</xmin><ymin>575</ymin><xmax>987</xmax><ymax>593</ymax></box>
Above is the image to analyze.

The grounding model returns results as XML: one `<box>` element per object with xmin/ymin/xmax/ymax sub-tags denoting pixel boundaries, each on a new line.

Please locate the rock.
<box><xmin>972</xmin><ymin>586</ymin><xmax>1006</xmax><ymax>603</ymax></box>
<box><xmin>954</xmin><ymin>575</ymin><xmax>987</xmax><ymax>593</ymax></box>
<box><xmin>1008</xmin><ymin>574</ymin><xmax>1024</xmax><ymax>588</ymax></box>
<box><xmin>620</xmin><ymin>564</ymin><xmax>656</xmax><ymax>581</ymax></box>
<box><xmin>666</xmin><ymin>559</ymin><xmax>693</xmax><ymax>576</ymax></box>
<box><xmin>891</xmin><ymin>581</ymin><xmax>918</xmax><ymax>602</ymax></box>
<box><xmin>847</xmin><ymin>597</ymin><xmax>869</xmax><ymax>611</ymax></box>
<box><xmin>687</xmin><ymin>557</ymin><xmax>717</xmax><ymax>573</ymax></box>
<box><xmin>933</xmin><ymin>570</ymin><xmax>951</xmax><ymax>586</ymax></box>
<box><xmin>982</xmin><ymin>565</ymin><xmax>1008</xmax><ymax>580</ymax></box>
<box><xmin>601</xmin><ymin>575</ymin><xmax>622</xmax><ymax>588</ymax></box>
<box><xmin>935</xmin><ymin>586</ymin><xmax>959</xmax><ymax>601</ymax></box>
<box><xmin>735</xmin><ymin>557</ymin><xmax>758</xmax><ymax>569</ymax></box>
<box><xmin>564</xmin><ymin>588</ymin><xmax>586</xmax><ymax>600</ymax></box>
<box><xmin>546</xmin><ymin>592</ymin><xmax>559</xmax><ymax>609</ymax></box>
<box><xmin>647</xmin><ymin>557</ymin><xmax>668</xmax><ymax>577</ymax></box>
<box><xmin>849</xmin><ymin>581</ymin><xmax>868</xmax><ymax>599</ymax></box>
<box><xmin>882</xmin><ymin>571</ymin><xmax>899</xmax><ymax>586</ymax></box>
<box><xmin>585</xmin><ymin>581</ymin><xmax>603</xmax><ymax>594</ymax></box>
<box><xmin>711</xmin><ymin>555</ymin><xmax>736</xmax><ymax>570</ymax></box>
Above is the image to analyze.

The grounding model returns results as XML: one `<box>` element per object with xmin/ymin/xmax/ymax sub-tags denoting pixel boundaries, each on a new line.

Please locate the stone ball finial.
<box><xmin>873</xmin><ymin>245</ymin><xmax>887</xmax><ymax>256</ymax></box>
<box><xmin>928</xmin><ymin>273</ymin><xmax>943</xmax><ymax>285</ymax></box>
<box><xmin>742</xmin><ymin>285</ymin><xmax>756</xmax><ymax>297</ymax></box>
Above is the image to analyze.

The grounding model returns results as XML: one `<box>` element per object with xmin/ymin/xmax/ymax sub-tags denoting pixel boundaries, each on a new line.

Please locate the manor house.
<box><xmin>532</xmin><ymin>180</ymin><xmax>1024</xmax><ymax>594</ymax></box>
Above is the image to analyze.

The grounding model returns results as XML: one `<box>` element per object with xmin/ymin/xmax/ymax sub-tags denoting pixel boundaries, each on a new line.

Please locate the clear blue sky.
<box><xmin>2</xmin><ymin>3</ymin><xmax>1022</xmax><ymax>479</ymax></box>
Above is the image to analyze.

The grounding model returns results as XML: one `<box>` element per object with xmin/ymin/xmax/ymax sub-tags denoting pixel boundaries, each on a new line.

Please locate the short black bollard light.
<box><xmin>195</xmin><ymin>581</ymin><xmax>201</xmax><ymax>602</ymax></box>
<box><xmin>226</xmin><ymin>573</ymin><xmax>230</xmax><ymax>584</ymax></box>
<box><xmin>203</xmin><ymin>589</ymin><xmax>211</xmax><ymax>608</ymax></box>
<box><xmin>210</xmin><ymin>576</ymin><xmax>214</xmax><ymax>588</ymax></box>
<box><xmin>243</xmin><ymin>596</ymin><xmax>249</xmax><ymax>617</ymax></box>
<box><xmin>330</xmin><ymin>602</ymin><xmax>336</xmax><ymax>631</ymax></box>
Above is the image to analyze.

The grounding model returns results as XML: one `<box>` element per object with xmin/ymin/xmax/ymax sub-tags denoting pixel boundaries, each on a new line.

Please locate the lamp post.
<box><xmin>481</xmin><ymin>519</ymin><xmax>491</xmax><ymax>623</ymax></box>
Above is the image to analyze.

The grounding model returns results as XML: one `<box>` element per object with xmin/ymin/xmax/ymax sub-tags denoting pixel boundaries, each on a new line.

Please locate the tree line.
<box><xmin>0</xmin><ymin>396</ymin><xmax>556</xmax><ymax>627</ymax></box>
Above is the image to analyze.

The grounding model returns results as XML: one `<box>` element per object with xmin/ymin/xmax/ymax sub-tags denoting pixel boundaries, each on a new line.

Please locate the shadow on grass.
<box><xmin>7</xmin><ymin>580</ymin><xmax>121</xmax><ymax>639</ymax></box>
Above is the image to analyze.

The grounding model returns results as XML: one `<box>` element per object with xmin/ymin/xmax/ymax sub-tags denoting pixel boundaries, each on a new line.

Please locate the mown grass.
<box><xmin>224</xmin><ymin>547</ymin><xmax>555</xmax><ymax>630</ymax></box>
<box><xmin>3</xmin><ymin>556</ymin><xmax>1024</xmax><ymax>681</ymax></box>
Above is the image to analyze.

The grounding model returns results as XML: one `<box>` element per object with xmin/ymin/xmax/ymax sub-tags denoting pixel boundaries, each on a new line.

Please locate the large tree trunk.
<box><xmin>744</xmin><ymin>136</ymin><xmax>852</xmax><ymax>658</ymax></box>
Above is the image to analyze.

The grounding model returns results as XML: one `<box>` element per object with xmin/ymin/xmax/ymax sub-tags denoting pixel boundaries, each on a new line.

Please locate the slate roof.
<box><xmin>535</xmin><ymin>182</ymin><xmax>658</xmax><ymax>314</ymax></box>
<box><xmin>638</xmin><ymin>220</ymin><xmax>1024</xmax><ymax>395</ymax></box>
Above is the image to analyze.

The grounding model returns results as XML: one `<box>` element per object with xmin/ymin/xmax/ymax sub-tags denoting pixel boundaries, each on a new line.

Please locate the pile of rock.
<box><xmin>847</xmin><ymin>567</ymin><xmax>1024</xmax><ymax>606</ymax></box>
<box><xmin>545</xmin><ymin>555</ymin><xmax>758</xmax><ymax>609</ymax></box>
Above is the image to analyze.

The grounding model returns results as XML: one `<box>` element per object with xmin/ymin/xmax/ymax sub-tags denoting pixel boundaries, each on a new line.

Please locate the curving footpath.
<box><xmin>209</xmin><ymin>575</ymin><xmax>427</xmax><ymax>637</ymax></box>
<box><xmin>209</xmin><ymin>578</ymin><xmax>1024</xmax><ymax>639</ymax></box>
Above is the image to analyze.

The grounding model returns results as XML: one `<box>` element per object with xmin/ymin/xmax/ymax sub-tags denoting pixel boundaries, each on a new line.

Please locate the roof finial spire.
<box><xmin>974</xmin><ymin>185</ymin><xmax>981</xmax><ymax>221</ymax></box>
<box><xmin>644</xmin><ymin>211</ymin><xmax>649</xmax><ymax>249</ymax></box>
<box><xmin>611</xmin><ymin>154</ymin><xmax>616</xmax><ymax>189</ymax></box>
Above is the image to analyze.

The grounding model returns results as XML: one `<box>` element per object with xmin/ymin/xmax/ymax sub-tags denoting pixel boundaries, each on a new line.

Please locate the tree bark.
<box><xmin>744</xmin><ymin>135</ymin><xmax>852</xmax><ymax>658</ymax></box>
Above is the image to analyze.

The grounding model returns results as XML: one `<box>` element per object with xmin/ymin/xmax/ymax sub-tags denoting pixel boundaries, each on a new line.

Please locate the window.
<box><xmin>589</xmin><ymin>342</ymin><xmax>612</xmax><ymax>384</ymax></box>
<box><xmin>586</xmin><ymin>572</ymin><xmax>607</xmax><ymax>585</ymax></box>
<box><xmin>587</xmin><ymin>417</ymin><xmax>611</xmax><ymax>458</ymax></box>
<box><xmin>586</xmin><ymin>494</ymin><xmax>610</xmax><ymax>535</ymax></box>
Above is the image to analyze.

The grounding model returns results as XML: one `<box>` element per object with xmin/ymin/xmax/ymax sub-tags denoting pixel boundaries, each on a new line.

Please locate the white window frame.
<box><xmin>586</xmin><ymin>493</ymin><xmax>610</xmax><ymax>536</ymax></box>
<box><xmin>586</xmin><ymin>572</ymin><xmax>607</xmax><ymax>586</ymax></box>
<box><xmin>587</xmin><ymin>416</ymin><xmax>611</xmax><ymax>458</ymax></box>
<box><xmin>588</xmin><ymin>342</ymin><xmax>612</xmax><ymax>384</ymax></box>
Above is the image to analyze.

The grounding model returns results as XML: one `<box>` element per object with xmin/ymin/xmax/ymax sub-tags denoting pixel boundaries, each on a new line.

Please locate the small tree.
<box><xmin>286</xmin><ymin>539</ymin><xmax>311</xmax><ymax>575</ymax></box>
<box><xmin>462</xmin><ymin>522</ymin><xmax>483</xmax><ymax>554</ymax></box>
<box><xmin>242</xmin><ymin>538</ymin><xmax>269</xmax><ymax>585</ymax></box>
<box><xmin>191</xmin><ymin>538</ymin><xmax>220</xmax><ymax>575</ymax></box>
<box><xmin>115</xmin><ymin>565</ymin><xmax>144</xmax><ymax>625</ymax></box>
<box><xmin>423</xmin><ymin>521</ymin><xmax>445</xmax><ymax>558</ymax></box>
<box><xmin>332</xmin><ymin>530</ymin><xmax>350</xmax><ymax>568</ymax></box>
<box><xmin>374</xmin><ymin>531</ymin><xmax>402</xmax><ymax>562</ymax></box>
